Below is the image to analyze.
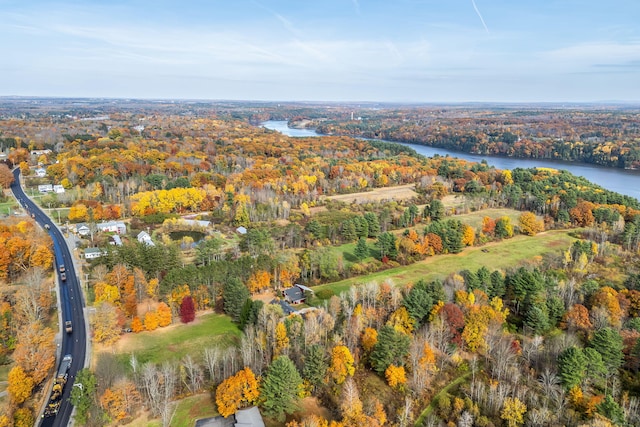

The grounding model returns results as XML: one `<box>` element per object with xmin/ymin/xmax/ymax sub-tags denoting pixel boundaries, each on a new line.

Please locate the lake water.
<box><xmin>262</xmin><ymin>120</ymin><xmax>640</xmax><ymax>201</ymax></box>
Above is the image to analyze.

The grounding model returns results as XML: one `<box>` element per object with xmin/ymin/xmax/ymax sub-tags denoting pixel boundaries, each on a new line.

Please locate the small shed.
<box><xmin>236</xmin><ymin>226</ymin><xmax>247</xmax><ymax>235</ymax></box>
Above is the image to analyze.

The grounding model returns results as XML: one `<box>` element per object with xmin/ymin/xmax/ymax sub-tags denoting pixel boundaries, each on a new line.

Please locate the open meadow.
<box><xmin>109</xmin><ymin>312</ymin><xmax>240</xmax><ymax>367</ymax></box>
<box><xmin>315</xmin><ymin>229</ymin><xmax>576</xmax><ymax>297</ymax></box>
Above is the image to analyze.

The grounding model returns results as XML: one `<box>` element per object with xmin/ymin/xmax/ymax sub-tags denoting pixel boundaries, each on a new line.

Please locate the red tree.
<box><xmin>179</xmin><ymin>296</ymin><xmax>196</xmax><ymax>323</ymax></box>
<box><xmin>442</xmin><ymin>302</ymin><xmax>465</xmax><ymax>346</ymax></box>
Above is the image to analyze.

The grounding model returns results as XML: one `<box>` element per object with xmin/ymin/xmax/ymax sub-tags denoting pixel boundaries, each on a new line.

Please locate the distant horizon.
<box><xmin>2</xmin><ymin>95</ymin><xmax>640</xmax><ymax>108</ymax></box>
<box><xmin>2</xmin><ymin>1</ymin><xmax>639</xmax><ymax>103</ymax></box>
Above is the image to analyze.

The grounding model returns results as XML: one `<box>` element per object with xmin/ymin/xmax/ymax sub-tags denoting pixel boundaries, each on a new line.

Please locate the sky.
<box><xmin>1</xmin><ymin>0</ymin><xmax>640</xmax><ymax>103</ymax></box>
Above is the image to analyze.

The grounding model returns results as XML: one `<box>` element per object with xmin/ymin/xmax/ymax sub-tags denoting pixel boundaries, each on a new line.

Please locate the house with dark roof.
<box><xmin>195</xmin><ymin>407</ymin><xmax>265</xmax><ymax>427</ymax></box>
<box><xmin>270</xmin><ymin>298</ymin><xmax>296</xmax><ymax>316</ymax></box>
<box><xmin>282</xmin><ymin>284</ymin><xmax>309</xmax><ymax>304</ymax></box>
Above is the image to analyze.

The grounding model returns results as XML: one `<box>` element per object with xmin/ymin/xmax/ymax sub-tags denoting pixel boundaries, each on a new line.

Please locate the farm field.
<box><xmin>314</xmin><ymin>230</ymin><xmax>576</xmax><ymax>297</ymax></box>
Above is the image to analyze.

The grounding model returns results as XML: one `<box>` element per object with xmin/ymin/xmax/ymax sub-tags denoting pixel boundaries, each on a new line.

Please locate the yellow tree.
<box><xmin>91</xmin><ymin>302</ymin><xmax>121</xmax><ymax>346</ymax></box>
<box><xmin>7</xmin><ymin>365</ymin><xmax>34</xmax><ymax>404</ymax></box>
<box><xmin>215</xmin><ymin>367</ymin><xmax>260</xmax><ymax>417</ymax></box>
<box><xmin>156</xmin><ymin>302</ymin><xmax>172</xmax><ymax>327</ymax></box>
<box><xmin>387</xmin><ymin>307</ymin><xmax>415</xmax><ymax>334</ymax></box>
<box><xmin>328</xmin><ymin>345</ymin><xmax>355</xmax><ymax>385</ymax></box>
<box><xmin>361</xmin><ymin>327</ymin><xmax>378</xmax><ymax>353</ymax></box>
<box><xmin>518</xmin><ymin>211</ymin><xmax>544</xmax><ymax>236</ymax></box>
<box><xmin>247</xmin><ymin>270</ymin><xmax>272</xmax><ymax>294</ymax></box>
<box><xmin>146</xmin><ymin>278</ymin><xmax>159</xmax><ymax>299</ymax></box>
<box><xmin>68</xmin><ymin>204</ymin><xmax>89</xmax><ymax>222</ymax></box>
<box><xmin>462</xmin><ymin>224</ymin><xmax>475</xmax><ymax>246</ymax></box>
<box><xmin>384</xmin><ymin>365</ymin><xmax>406</xmax><ymax>390</ymax></box>
<box><xmin>12</xmin><ymin>322</ymin><xmax>55</xmax><ymax>384</ymax></box>
<box><xmin>275</xmin><ymin>322</ymin><xmax>290</xmax><ymax>356</ymax></box>
<box><xmin>501</xmin><ymin>397</ymin><xmax>526</xmax><ymax>427</ymax></box>
<box><xmin>144</xmin><ymin>311</ymin><xmax>160</xmax><ymax>331</ymax></box>
<box><xmin>131</xmin><ymin>316</ymin><xmax>144</xmax><ymax>333</ymax></box>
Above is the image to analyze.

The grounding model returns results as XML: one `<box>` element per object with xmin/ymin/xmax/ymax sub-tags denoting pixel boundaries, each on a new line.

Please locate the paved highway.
<box><xmin>10</xmin><ymin>169</ymin><xmax>87</xmax><ymax>427</ymax></box>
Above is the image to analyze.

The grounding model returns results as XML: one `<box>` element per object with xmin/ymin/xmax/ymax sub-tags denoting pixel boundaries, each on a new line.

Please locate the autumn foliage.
<box><xmin>215</xmin><ymin>367</ymin><xmax>260</xmax><ymax>417</ymax></box>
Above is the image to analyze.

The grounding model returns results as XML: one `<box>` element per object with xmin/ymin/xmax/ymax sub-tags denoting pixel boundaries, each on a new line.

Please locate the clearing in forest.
<box><xmin>109</xmin><ymin>312</ymin><xmax>240</xmax><ymax>366</ymax></box>
<box><xmin>322</xmin><ymin>184</ymin><xmax>418</xmax><ymax>204</ymax></box>
<box><xmin>314</xmin><ymin>230</ymin><xmax>576</xmax><ymax>296</ymax></box>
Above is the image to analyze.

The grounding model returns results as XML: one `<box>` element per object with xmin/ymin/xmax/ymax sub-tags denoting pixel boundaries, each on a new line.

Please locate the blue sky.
<box><xmin>1</xmin><ymin>0</ymin><xmax>639</xmax><ymax>102</ymax></box>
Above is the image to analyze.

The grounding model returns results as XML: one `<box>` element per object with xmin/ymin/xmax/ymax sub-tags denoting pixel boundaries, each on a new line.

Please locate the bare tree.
<box><xmin>141</xmin><ymin>363</ymin><xmax>162</xmax><ymax>415</ymax></box>
<box><xmin>203</xmin><ymin>347</ymin><xmax>221</xmax><ymax>384</ymax></box>
<box><xmin>15</xmin><ymin>267</ymin><xmax>46</xmax><ymax>323</ymax></box>
<box><xmin>181</xmin><ymin>355</ymin><xmax>204</xmax><ymax>394</ymax></box>
<box><xmin>397</xmin><ymin>395</ymin><xmax>413</xmax><ymax>427</ymax></box>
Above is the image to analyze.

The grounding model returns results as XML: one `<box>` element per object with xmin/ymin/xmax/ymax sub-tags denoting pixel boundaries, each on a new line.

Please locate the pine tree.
<box><xmin>354</xmin><ymin>237</ymin><xmax>369</xmax><ymax>261</ymax></box>
<box><xmin>223</xmin><ymin>278</ymin><xmax>250</xmax><ymax>321</ymax></box>
<box><xmin>302</xmin><ymin>345</ymin><xmax>327</xmax><ymax>390</ymax></box>
<box><xmin>260</xmin><ymin>355</ymin><xmax>303</xmax><ymax>421</ymax></box>
<box><xmin>370</xmin><ymin>325</ymin><xmax>410</xmax><ymax>373</ymax></box>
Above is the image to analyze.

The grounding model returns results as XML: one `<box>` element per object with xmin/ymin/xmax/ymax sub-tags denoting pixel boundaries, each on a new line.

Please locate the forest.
<box><xmin>2</xmin><ymin>100</ymin><xmax>640</xmax><ymax>427</ymax></box>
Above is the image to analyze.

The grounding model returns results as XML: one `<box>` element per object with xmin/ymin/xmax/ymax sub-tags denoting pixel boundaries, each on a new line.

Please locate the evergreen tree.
<box><xmin>524</xmin><ymin>304</ymin><xmax>549</xmax><ymax>334</ymax></box>
<box><xmin>354</xmin><ymin>216</ymin><xmax>369</xmax><ymax>238</ymax></box>
<box><xmin>402</xmin><ymin>286</ymin><xmax>433</xmax><ymax>327</ymax></box>
<box><xmin>70</xmin><ymin>369</ymin><xmax>98</xmax><ymax>426</ymax></box>
<box><xmin>303</xmin><ymin>345</ymin><xmax>328</xmax><ymax>390</ymax></box>
<box><xmin>557</xmin><ymin>346</ymin><xmax>587</xmax><ymax>390</ymax></box>
<box><xmin>427</xmin><ymin>199</ymin><xmax>445</xmax><ymax>221</ymax></box>
<box><xmin>354</xmin><ymin>237</ymin><xmax>369</xmax><ymax>261</ymax></box>
<box><xmin>223</xmin><ymin>278</ymin><xmax>250</xmax><ymax>322</ymax></box>
<box><xmin>364</xmin><ymin>212</ymin><xmax>381</xmax><ymax>237</ymax></box>
<box><xmin>597</xmin><ymin>395</ymin><xmax>625</xmax><ymax>426</ymax></box>
<box><xmin>260</xmin><ymin>355</ymin><xmax>303</xmax><ymax>421</ymax></box>
<box><xmin>377</xmin><ymin>232</ymin><xmax>398</xmax><ymax>260</ymax></box>
<box><xmin>370</xmin><ymin>325</ymin><xmax>410</xmax><ymax>373</ymax></box>
<box><xmin>489</xmin><ymin>270</ymin><xmax>506</xmax><ymax>298</ymax></box>
<box><xmin>589</xmin><ymin>327</ymin><xmax>624</xmax><ymax>375</ymax></box>
<box><xmin>341</xmin><ymin>219</ymin><xmax>357</xmax><ymax>242</ymax></box>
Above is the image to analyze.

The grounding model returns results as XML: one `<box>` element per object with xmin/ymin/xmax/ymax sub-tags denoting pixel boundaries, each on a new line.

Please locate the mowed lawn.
<box><xmin>314</xmin><ymin>230</ymin><xmax>576</xmax><ymax>296</ymax></box>
<box><xmin>113</xmin><ymin>312</ymin><xmax>241</xmax><ymax>366</ymax></box>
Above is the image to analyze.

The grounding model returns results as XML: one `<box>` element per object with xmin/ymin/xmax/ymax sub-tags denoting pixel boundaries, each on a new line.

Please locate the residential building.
<box><xmin>195</xmin><ymin>407</ymin><xmax>265</xmax><ymax>427</ymax></box>
<box><xmin>137</xmin><ymin>231</ymin><xmax>155</xmax><ymax>246</ymax></box>
<box><xmin>84</xmin><ymin>248</ymin><xmax>106</xmax><ymax>259</ymax></box>
<box><xmin>282</xmin><ymin>284</ymin><xmax>312</xmax><ymax>305</ymax></box>
<box><xmin>96</xmin><ymin>221</ymin><xmax>127</xmax><ymax>234</ymax></box>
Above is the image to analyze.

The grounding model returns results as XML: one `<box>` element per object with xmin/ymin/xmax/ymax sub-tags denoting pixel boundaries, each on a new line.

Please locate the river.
<box><xmin>262</xmin><ymin>120</ymin><xmax>640</xmax><ymax>201</ymax></box>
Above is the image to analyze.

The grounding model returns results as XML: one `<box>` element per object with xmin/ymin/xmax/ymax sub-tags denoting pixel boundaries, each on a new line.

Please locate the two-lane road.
<box><xmin>10</xmin><ymin>169</ymin><xmax>87</xmax><ymax>427</ymax></box>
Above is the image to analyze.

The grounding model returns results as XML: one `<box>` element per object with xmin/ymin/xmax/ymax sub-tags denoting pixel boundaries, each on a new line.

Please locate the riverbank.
<box><xmin>261</xmin><ymin>120</ymin><xmax>640</xmax><ymax>201</ymax></box>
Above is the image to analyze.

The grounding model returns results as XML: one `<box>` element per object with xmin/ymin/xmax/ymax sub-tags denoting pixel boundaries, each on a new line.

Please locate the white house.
<box><xmin>84</xmin><ymin>247</ymin><xmax>106</xmax><ymax>259</ymax></box>
<box><xmin>96</xmin><ymin>221</ymin><xmax>126</xmax><ymax>234</ymax></box>
<box><xmin>31</xmin><ymin>149</ymin><xmax>52</xmax><ymax>156</ymax></box>
<box><xmin>38</xmin><ymin>184</ymin><xmax>53</xmax><ymax>193</ymax></box>
<box><xmin>53</xmin><ymin>185</ymin><xmax>65</xmax><ymax>194</ymax></box>
<box><xmin>35</xmin><ymin>168</ymin><xmax>47</xmax><ymax>177</ymax></box>
<box><xmin>137</xmin><ymin>231</ymin><xmax>155</xmax><ymax>247</ymax></box>
<box><xmin>75</xmin><ymin>223</ymin><xmax>91</xmax><ymax>236</ymax></box>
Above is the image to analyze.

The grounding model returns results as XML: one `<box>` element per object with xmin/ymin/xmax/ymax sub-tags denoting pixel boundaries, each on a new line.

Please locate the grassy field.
<box><xmin>112</xmin><ymin>313</ymin><xmax>241</xmax><ymax>366</ymax></box>
<box><xmin>170</xmin><ymin>394</ymin><xmax>217</xmax><ymax>427</ymax></box>
<box><xmin>452</xmin><ymin>208</ymin><xmax>525</xmax><ymax>229</ymax></box>
<box><xmin>0</xmin><ymin>200</ymin><xmax>18</xmax><ymax>217</ymax></box>
<box><xmin>314</xmin><ymin>230</ymin><xmax>576</xmax><ymax>296</ymax></box>
<box><xmin>322</xmin><ymin>184</ymin><xmax>418</xmax><ymax>204</ymax></box>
